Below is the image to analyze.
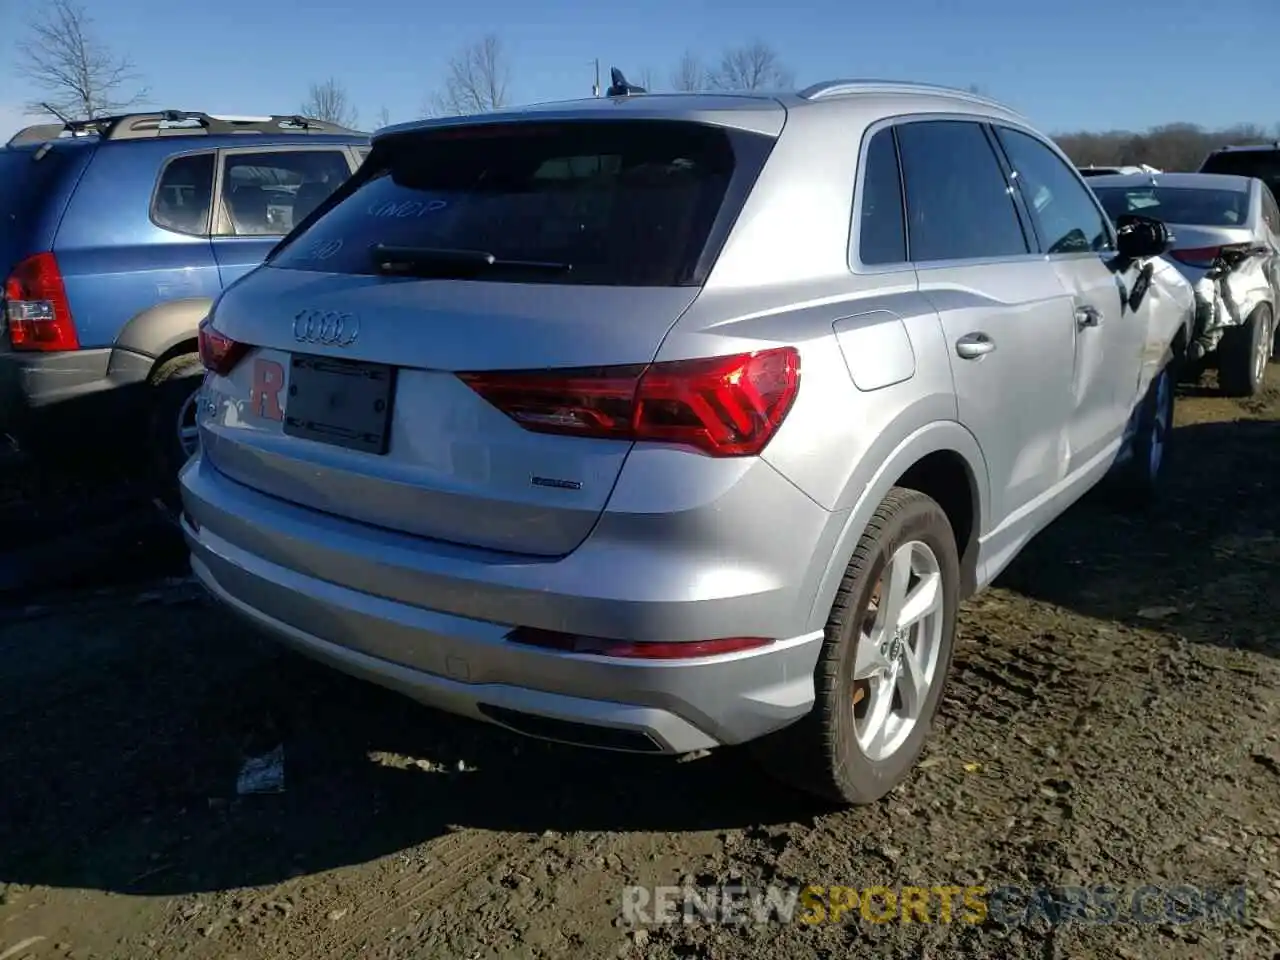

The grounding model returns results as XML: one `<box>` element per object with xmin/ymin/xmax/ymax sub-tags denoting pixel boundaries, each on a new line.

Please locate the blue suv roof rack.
<box><xmin>5</xmin><ymin>111</ymin><xmax>360</xmax><ymax>147</ymax></box>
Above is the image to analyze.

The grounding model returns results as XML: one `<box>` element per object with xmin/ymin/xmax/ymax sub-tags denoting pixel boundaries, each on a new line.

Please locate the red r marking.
<box><xmin>250</xmin><ymin>358</ymin><xmax>285</xmax><ymax>421</ymax></box>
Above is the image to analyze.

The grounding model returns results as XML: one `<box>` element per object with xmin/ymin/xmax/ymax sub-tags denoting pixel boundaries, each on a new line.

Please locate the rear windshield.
<box><xmin>268</xmin><ymin>120</ymin><xmax>772</xmax><ymax>286</ymax></box>
<box><xmin>1199</xmin><ymin>151</ymin><xmax>1280</xmax><ymax>195</ymax></box>
<box><xmin>1092</xmin><ymin>185</ymin><xmax>1251</xmax><ymax>227</ymax></box>
<box><xmin>0</xmin><ymin>147</ymin><xmax>79</xmax><ymax>224</ymax></box>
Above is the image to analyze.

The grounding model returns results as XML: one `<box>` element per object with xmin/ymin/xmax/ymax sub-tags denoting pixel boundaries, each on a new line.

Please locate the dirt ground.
<box><xmin>1</xmin><ymin>371</ymin><xmax>1278</xmax><ymax>960</ymax></box>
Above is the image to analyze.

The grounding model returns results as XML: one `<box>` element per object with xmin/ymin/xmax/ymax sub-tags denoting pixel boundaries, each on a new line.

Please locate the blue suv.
<box><xmin>0</xmin><ymin>110</ymin><xmax>369</xmax><ymax>495</ymax></box>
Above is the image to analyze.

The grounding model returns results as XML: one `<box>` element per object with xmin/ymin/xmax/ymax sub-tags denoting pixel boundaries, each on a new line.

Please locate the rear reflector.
<box><xmin>198</xmin><ymin>317</ymin><xmax>249</xmax><ymax>376</ymax></box>
<box><xmin>458</xmin><ymin>347</ymin><xmax>800</xmax><ymax>457</ymax></box>
<box><xmin>507</xmin><ymin>627</ymin><xmax>774</xmax><ymax>660</ymax></box>
<box><xmin>4</xmin><ymin>252</ymin><xmax>79</xmax><ymax>351</ymax></box>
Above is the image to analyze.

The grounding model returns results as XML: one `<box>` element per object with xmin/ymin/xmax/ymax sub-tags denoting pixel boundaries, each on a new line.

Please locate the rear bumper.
<box><xmin>0</xmin><ymin>346</ymin><xmax>154</xmax><ymax>447</ymax></box>
<box><xmin>179</xmin><ymin>455</ymin><xmax>832</xmax><ymax>753</ymax></box>
<box><xmin>1187</xmin><ymin>266</ymin><xmax>1273</xmax><ymax>358</ymax></box>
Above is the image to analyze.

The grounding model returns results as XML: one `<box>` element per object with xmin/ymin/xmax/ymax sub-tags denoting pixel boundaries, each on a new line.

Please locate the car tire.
<box><xmin>1217</xmin><ymin>304</ymin><xmax>1271</xmax><ymax>397</ymax></box>
<box><xmin>1113</xmin><ymin>359</ymin><xmax>1175</xmax><ymax>507</ymax></box>
<box><xmin>148</xmin><ymin>352</ymin><xmax>204</xmax><ymax>514</ymax></box>
<box><xmin>752</xmin><ymin>487</ymin><xmax>960</xmax><ymax>806</ymax></box>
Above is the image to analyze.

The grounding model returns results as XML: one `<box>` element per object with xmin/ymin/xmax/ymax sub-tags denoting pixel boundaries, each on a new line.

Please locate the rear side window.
<box><xmin>219</xmin><ymin>150</ymin><xmax>353</xmax><ymax>238</ymax></box>
<box><xmin>1092</xmin><ymin>186</ymin><xmax>1251</xmax><ymax>228</ymax></box>
<box><xmin>1262</xmin><ymin>187</ymin><xmax>1279</xmax><ymax>234</ymax></box>
<box><xmin>269</xmin><ymin>120</ymin><xmax>772</xmax><ymax>286</ymax></box>
<box><xmin>895</xmin><ymin>121</ymin><xmax>1029</xmax><ymax>263</ymax></box>
<box><xmin>0</xmin><ymin>148</ymin><xmax>78</xmax><ymax>226</ymax></box>
<box><xmin>1199</xmin><ymin>150</ymin><xmax>1280</xmax><ymax>198</ymax></box>
<box><xmin>152</xmin><ymin>152</ymin><xmax>215</xmax><ymax>236</ymax></box>
<box><xmin>857</xmin><ymin>128</ymin><xmax>906</xmax><ymax>266</ymax></box>
<box><xmin>995</xmin><ymin>127</ymin><xmax>1112</xmax><ymax>254</ymax></box>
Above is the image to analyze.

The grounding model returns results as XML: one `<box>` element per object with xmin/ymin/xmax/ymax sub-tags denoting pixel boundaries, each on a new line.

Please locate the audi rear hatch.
<box><xmin>197</xmin><ymin>113</ymin><xmax>779</xmax><ymax>556</ymax></box>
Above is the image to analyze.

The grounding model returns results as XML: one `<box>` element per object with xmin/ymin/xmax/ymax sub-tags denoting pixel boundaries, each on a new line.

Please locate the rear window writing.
<box><xmin>268</xmin><ymin>120</ymin><xmax>767</xmax><ymax>286</ymax></box>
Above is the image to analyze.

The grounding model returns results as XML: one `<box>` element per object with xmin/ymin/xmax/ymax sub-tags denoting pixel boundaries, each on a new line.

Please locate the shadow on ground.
<box><xmin>995</xmin><ymin>416</ymin><xmax>1280</xmax><ymax>658</ymax></box>
<box><xmin>0</xmin><ymin>451</ymin><xmax>187</xmax><ymax>595</ymax></box>
<box><xmin>0</xmin><ymin>606</ymin><xmax>830</xmax><ymax>898</ymax></box>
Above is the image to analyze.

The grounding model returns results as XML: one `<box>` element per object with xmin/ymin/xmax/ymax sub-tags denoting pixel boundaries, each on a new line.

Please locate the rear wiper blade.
<box><xmin>371</xmin><ymin>244</ymin><xmax>572</xmax><ymax>277</ymax></box>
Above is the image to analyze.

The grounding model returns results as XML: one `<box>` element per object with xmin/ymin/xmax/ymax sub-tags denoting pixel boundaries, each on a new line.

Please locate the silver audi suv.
<box><xmin>181</xmin><ymin>79</ymin><xmax>1187</xmax><ymax>804</ymax></box>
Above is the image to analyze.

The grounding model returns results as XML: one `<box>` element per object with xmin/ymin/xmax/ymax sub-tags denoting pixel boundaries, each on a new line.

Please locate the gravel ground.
<box><xmin>0</xmin><ymin>374</ymin><xmax>1278</xmax><ymax>960</ymax></box>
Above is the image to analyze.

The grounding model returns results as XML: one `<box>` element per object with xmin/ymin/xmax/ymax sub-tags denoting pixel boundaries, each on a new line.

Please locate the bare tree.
<box><xmin>14</xmin><ymin>0</ymin><xmax>148</xmax><ymax>120</ymax></box>
<box><xmin>376</xmin><ymin>105</ymin><xmax>392</xmax><ymax>129</ymax></box>
<box><xmin>427</xmin><ymin>34</ymin><xmax>511</xmax><ymax>117</ymax></box>
<box><xmin>637</xmin><ymin>67</ymin><xmax>655</xmax><ymax>92</ymax></box>
<box><xmin>708</xmin><ymin>41</ymin><xmax>793</xmax><ymax>92</ymax></box>
<box><xmin>300</xmin><ymin>77</ymin><xmax>358</xmax><ymax>128</ymax></box>
<box><xmin>670</xmin><ymin>51</ymin><xmax>706</xmax><ymax>92</ymax></box>
<box><xmin>1054</xmin><ymin>122</ymin><xmax>1275</xmax><ymax>172</ymax></box>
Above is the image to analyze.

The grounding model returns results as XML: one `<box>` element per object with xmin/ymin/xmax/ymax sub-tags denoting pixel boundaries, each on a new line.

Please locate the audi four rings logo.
<box><xmin>293</xmin><ymin>309</ymin><xmax>360</xmax><ymax>346</ymax></box>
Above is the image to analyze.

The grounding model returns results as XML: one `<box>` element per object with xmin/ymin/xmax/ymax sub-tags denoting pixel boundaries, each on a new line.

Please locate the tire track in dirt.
<box><xmin>304</xmin><ymin>830</ymin><xmax>532</xmax><ymax>960</ymax></box>
<box><xmin>164</xmin><ymin>829</ymin><xmax>532</xmax><ymax>960</ymax></box>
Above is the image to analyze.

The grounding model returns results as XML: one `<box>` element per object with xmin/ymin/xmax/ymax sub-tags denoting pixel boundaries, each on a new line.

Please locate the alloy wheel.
<box><xmin>852</xmin><ymin>540</ymin><xmax>946</xmax><ymax>762</ymax></box>
<box><xmin>176</xmin><ymin>386</ymin><xmax>201</xmax><ymax>459</ymax></box>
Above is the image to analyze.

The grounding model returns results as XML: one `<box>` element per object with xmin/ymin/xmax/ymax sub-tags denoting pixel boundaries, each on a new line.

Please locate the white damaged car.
<box><xmin>1090</xmin><ymin>171</ymin><xmax>1279</xmax><ymax>396</ymax></box>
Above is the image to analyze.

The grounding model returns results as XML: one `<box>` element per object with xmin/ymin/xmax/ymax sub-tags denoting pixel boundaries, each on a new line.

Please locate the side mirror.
<box><xmin>1115</xmin><ymin>214</ymin><xmax>1173</xmax><ymax>261</ymax></box>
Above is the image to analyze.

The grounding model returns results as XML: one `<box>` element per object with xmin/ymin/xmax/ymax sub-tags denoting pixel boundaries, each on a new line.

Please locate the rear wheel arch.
<box><xmin>805</xmin><ymin>422</ymin><xmax>988</xmax><ymax>633</ymax></box>
<box><xmin>894</xmin><ymin>449</ymin><xmax>981</xmax><ymax>598</ymax></box>
<box><xmin>113</xmin><ymin>297</ymin><xmax>214</xmax><ymax>364</ymax></box>
<box><xmin>148</xmin><ymin>337</ymin><xmax>200</xmax><ymax>385</ymax></box>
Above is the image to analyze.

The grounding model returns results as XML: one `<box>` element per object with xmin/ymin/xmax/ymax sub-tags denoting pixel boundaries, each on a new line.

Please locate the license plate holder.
<box><xmin>282</xmin><ymin>354</ymin><xmax>396</xmax><ymax>455</ymax></box>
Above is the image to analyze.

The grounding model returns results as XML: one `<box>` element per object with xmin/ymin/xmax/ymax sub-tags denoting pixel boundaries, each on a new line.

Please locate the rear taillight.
<box><xmin>1170</xmin><ymin>246</ymin><xmax>1223</xmax><ymax>268</ymax></box>
<box><xmin>458</xmin><ymin>346</ymin><xmax>801</xmax><ymax>458</ymax></box>
<box><xmin>3</xmin><ymin>252</ymin><xmax>79</xmax><ymax>351</ymax></box>
<box><xmin>507</xmin><ymin>627</ymin><xmax>774</xmax><ymax>660</ymax></box>
<box><xmin>197</xmin><ymin>317</ymin><xmax>249</xmax><ymax>376</ymax></box>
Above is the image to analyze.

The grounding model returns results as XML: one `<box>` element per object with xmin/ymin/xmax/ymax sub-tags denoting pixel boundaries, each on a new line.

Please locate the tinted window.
<box><xmin>895</xmin><ymin>121</ymin><xmax>1028</xmax><ymax>263</ymax></box>
<box><xmin>857</xmin><ymin>128</ymin><xmax>906</xmax><ymax>265</ymax></box>
<box><xmin>152</xmin><ymin>153</ymin><xmax>215</xmax><ymax>236</ymax></box>
<box><xmin>270</xmin><ymin>121</ymin><xmax>771</xmax><ymax>286</ymax></box>
<box><xmin>996</xmin><ymin>128</ymin><xmax>1111</xmax><ymax>254</ymax></box>
<box><xmin>219</xmin><ymin>150</ymin><xmax>352</xmax><ymax>237</ymax></box>
<box><xmin>1092</xmin><ymin>185</ymin><xmax>1251</xmax><ymax>228</ymax></box>
<box><xmin>1200</xmin><ymin>150</ymin><xmax>1280</xmax><ymax>198</ymax></box>
<box><xmin>0</xmin><ymin>148</ymin><xmax>79</xmax><ymax>227</ymax></box>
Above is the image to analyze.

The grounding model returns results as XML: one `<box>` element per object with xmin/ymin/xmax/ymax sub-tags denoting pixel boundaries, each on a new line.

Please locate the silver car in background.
<box><xmin>1090</xmin><ymin>172</ymin><xmax>1280</xmax><ymax>396</ymax></box>
<box><xmin>182</xmin><ymin>80</ymin><xmax>1186</xmax><ymax>805</ymax></box>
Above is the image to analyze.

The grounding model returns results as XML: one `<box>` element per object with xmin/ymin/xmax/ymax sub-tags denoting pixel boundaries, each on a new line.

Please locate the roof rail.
<box><xmin>797</xmin><ymin>79</ymin><xmax>1018</xmax><ymax>113</ymax></box>
<box><xmin>5</xmin><ymin>111</ymin><xmax>361</xmax><ymax>147</ymax></box>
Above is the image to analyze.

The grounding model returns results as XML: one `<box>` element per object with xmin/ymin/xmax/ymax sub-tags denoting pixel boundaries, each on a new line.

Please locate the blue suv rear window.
<box><xmin>0</xmin><ymin>148</ymin><xmax>77</xmax><ymax>226</ymax></box>
<box><xmin>267</xmin><ymin>120</ymin><xmax>772</xmax><ymax>286</ymax></box>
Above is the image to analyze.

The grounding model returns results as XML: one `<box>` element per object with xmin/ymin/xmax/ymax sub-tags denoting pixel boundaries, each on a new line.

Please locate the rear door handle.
<box><xmin>1075</xmin><ymin>304</ymin><xmax>1103</xmax><ymax>329</ymax></box>
<box><xmin>955</xmin><ymin>332</ymin><xmax>996</xmax><ymax>360</ymax></box>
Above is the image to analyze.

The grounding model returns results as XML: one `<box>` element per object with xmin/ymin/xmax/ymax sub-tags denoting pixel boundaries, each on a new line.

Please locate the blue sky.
<box><xmin>2</xmin><ymin>0</ymin><xmax>1278</xmax><ymax>140</ymax></box>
